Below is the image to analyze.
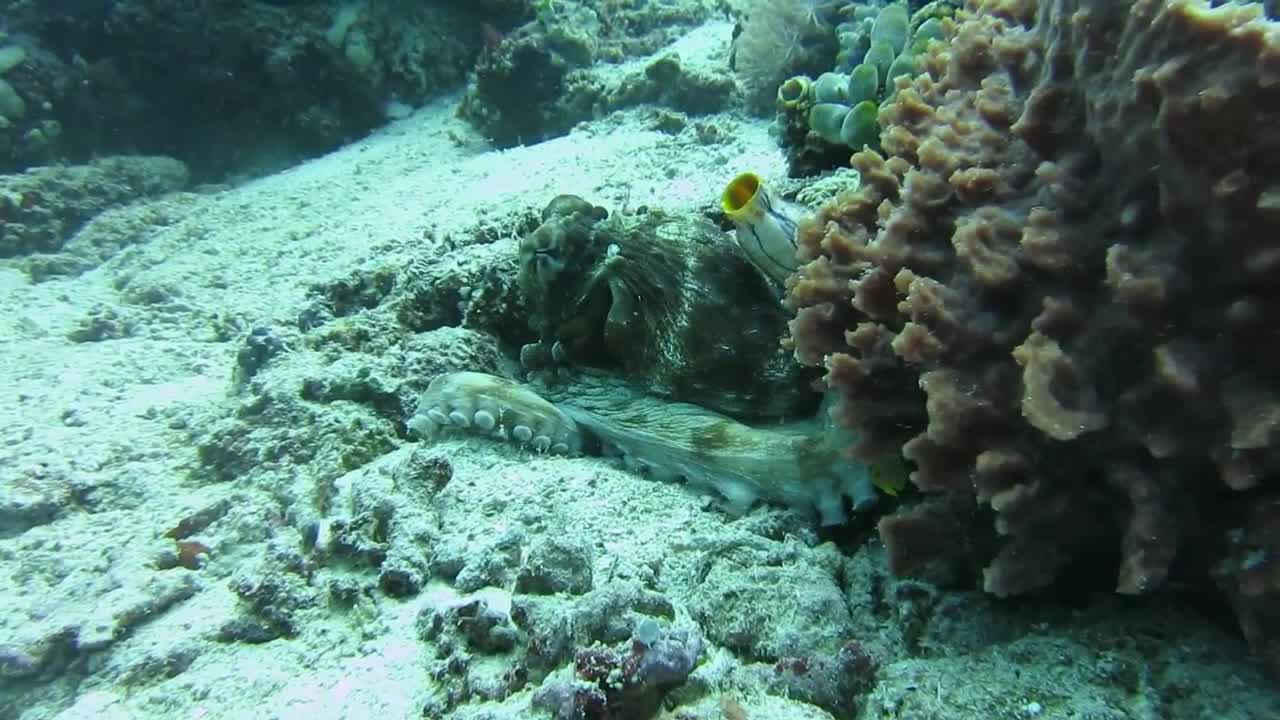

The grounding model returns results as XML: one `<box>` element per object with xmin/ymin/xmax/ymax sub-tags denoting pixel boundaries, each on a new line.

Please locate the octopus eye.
<box><xmin>519</xmin><ymin>236</ymin><xmax>547</xmax><ymax>265</ymax></box>
<box><xmin>533</xmin><ymin>251</ymin><xmax>564</xmax><ymax>286</ymax></box>
<box><xmin>519</xmin><ymin>224</ymin><xmax>569</xmax><ymax>288</ymax></box>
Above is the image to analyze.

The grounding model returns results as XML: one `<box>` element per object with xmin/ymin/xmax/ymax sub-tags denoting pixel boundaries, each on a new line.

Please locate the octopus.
<box><xmin>408</xmin><ymin>195</ymin><xmax>877</xmax><ymax>525</ymax></box>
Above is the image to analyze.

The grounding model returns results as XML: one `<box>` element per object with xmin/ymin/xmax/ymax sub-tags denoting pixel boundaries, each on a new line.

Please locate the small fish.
<box><xmin>869</xmin><ymin>456</ymin><xmax>910</xmax><ymax>497</ymax></box>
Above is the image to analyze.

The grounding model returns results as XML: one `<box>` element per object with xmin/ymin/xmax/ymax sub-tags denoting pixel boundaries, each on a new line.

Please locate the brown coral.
<box><xmin>784</xmin><ymin>0</ymin><xmax>1280</xmax><ymax>669</ymax></box>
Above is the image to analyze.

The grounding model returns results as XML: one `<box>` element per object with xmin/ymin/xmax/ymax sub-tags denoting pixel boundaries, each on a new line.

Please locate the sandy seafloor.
<box><xmin>2</xmin><ymin>18</ymin><xmax>1280</xmax><ymax>720</ymax></box>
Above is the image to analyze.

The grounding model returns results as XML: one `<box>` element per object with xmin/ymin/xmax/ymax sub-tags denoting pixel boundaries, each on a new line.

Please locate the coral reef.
<box><xmin>0</xmin><ymin>0</ymin><xmax>727</xmax><ymax>172</ymax></box>
<box><xmin>0</xmin><ymin>155</ymin><xmax>188</xmax><ymax>258</ymax></box>
<box><xmin>0</xmin><ymin>0</ymin><xmax>477</xmax><ymax>178</ymax></box>
<box><xmin>459</xmin><ymin>12</ymin><xmax>596</xmax><ymax>147</ymax></box>
<box><xmin>459</xmin><ymin>0</ymin><xmax>722</xmax><ymax>147</ymax></box>
<box><xmin>607</xmin><ymin>53</ymin><xmax>737</xmax><ymax>117</ymax></box>
<box><xmin>784</xmin><ymin>0</ymin><xmax>1280</xmax><ymax>672</ymax></box>
<box><xmin>531</xmin><ymin>623</ymin><xmax>703</xmax><ymax>720</ymax></box>
<box><xmin>8</xmin><ymin>12</ymin><xmax>1280</xmax><ymax>717</ymax></box>
<box><xmin>773</xmin><ymin>0</ymin><xmax>957</xmax><ymax>176</ymax></box>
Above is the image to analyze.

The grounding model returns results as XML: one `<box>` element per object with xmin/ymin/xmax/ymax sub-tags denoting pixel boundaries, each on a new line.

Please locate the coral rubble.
<box><xmin>784</xmin><ymin>0</ymin><xmax>1280</xmax><ymax>672</ymax></box>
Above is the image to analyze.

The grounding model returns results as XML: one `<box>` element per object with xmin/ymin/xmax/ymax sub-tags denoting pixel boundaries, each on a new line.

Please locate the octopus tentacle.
<box><xmin>411</xmin><ymin>370</ymin><xmax>875</xmax><ymax>525</ymax></box>
<box><xmin>409</xmin><ymin>371</ymin><xmax>583</xmax><ymax>456</ymax></box>
<box><xmin>537</xmin><ymin>371</ymin><xmax>875</xmax><ymax>525</ymax></box>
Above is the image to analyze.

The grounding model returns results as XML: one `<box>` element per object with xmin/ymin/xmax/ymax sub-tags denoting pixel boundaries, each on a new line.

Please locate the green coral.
<box><xmin>776</xmin><ymin>0</ymin><xmax>953</xmax><ymax>162</ymax></box>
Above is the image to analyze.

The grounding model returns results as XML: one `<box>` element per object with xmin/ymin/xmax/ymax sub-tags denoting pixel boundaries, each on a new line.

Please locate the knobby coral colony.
<box><xmin>783</xmin><ymin>0</ymin><xmax>1280</xmax><ymax>672</ymax></box>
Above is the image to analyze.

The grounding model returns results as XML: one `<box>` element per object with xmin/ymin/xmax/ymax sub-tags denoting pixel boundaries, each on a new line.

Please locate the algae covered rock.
<box><xmin>0</xmin><ymin>155</ymin><xmax>189</xmax><ymax>259</ymax></box>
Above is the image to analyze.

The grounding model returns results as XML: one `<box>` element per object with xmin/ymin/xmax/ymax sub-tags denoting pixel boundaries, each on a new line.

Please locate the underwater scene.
<box><xmin>2</xmin><ymin>0</ymin><xmax>1280</xmax><ymax>718</ymax></box>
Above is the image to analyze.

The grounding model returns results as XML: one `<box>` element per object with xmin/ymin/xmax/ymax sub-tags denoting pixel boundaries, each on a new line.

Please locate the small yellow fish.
<box><xmin>869</xmin><ymin>456</ymin><xmax>911</xmax><ymax>497</ymax></box>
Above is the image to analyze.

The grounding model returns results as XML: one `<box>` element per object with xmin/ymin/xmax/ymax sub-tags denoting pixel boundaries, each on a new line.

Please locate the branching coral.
<box><xmin>784</xmin><ymin>0</ymin><xmax>1280</xmax><ymax>673</ymax></box>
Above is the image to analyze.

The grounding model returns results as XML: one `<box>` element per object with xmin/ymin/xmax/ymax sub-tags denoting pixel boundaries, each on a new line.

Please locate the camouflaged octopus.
<box><xmin>408</xmin><ymin>193</ymin><xmax>876</xmax><ymax>524</ymax></box>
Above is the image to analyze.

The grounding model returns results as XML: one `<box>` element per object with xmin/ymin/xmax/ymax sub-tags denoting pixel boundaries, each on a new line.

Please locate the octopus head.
<box><xmin>518</xmin><ymin>195</ymin><xmax>609</xmax><ymax>300</ymax></box>
<box><xmin>518</xmin><ymin>222</ymin><xmax>570</xmax><ymax>292</ymax></box>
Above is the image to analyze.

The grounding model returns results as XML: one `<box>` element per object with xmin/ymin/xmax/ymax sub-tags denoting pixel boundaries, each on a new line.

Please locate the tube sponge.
<box><xmin>847</xmin><ymin>63</ymin><xmax>879</xmax><ymax>106</ymax></box>
<box><xmin>870</xmin><ymin>3</ymin><xmax>909</xmax><ymax>55</ymax></box>
<box><xmin>808</xmin><ymin>102</ymin><xmax>853</xmax><ymax>145</ymax></box>
<box><xmin>839</xmin><ymin>100</ymin><xmax>878</xmax><ymax>150</ymax></box>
